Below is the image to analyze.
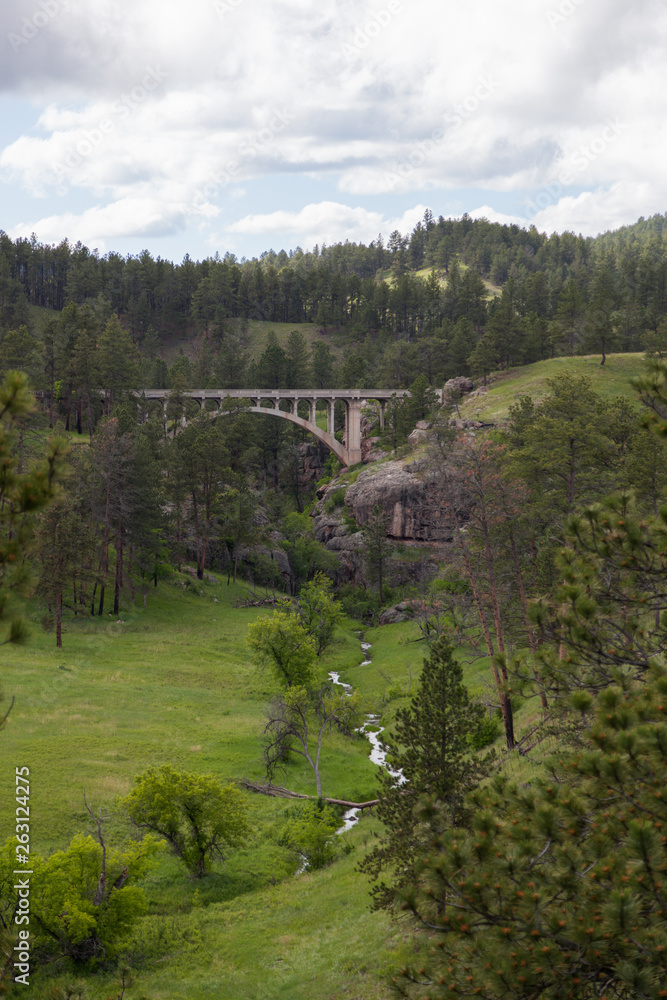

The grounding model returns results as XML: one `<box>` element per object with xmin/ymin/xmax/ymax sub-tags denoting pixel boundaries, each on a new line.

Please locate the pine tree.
<box><xmin>284</xmin><ymin>330</ymin><xmax>311</xmax><ymax>388</ymax></box>
<box><xmin>362</xmin><ymin>505</ymin><xmax>392</xmax><ymax>607</ymax></box>
<box><xmin>394</xmin><ymin>662</ymin><xmax>667</xmax><ymax>1000</ymax></box>
<box><xmin>359</xmin><ymin>639</ymin><xmax>490</xmax><ymax>910</ymax></box>
<box><xmin>0</xmin><ymin>373</ymin><xmax>66</xmax><ymax>722</ymax></box>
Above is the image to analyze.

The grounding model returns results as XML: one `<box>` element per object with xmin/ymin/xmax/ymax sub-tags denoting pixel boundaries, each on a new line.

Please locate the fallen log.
<box><xmin>233</xmin><ymin>598</ymin><xmax>281</xmax><ymax>608</ymax></box>
<box><xmin>241</xmin><ymin>780</ymin><xmax>379</xmax><ymax>811</ymax></box>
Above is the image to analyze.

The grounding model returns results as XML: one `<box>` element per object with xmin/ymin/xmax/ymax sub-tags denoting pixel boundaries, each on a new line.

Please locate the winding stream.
<box><xmin>329</xmin><ymin>634</ymin><xmax>404</xmax><ymax>834</ymax></box>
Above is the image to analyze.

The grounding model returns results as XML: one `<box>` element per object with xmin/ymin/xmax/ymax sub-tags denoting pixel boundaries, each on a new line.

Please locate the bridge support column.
<box><xmin>345</xmin><ymin>399</ymin><xmax>362</xmax><ymax>466</ymax></box>
<box><xmin>378</xmin><ymin>400</ymin><xmax>386</xmax><ymax>430</ymax></box>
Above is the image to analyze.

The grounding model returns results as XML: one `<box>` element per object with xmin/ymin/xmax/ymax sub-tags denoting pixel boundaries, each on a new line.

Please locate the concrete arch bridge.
<box><xmin>138</xmin><ymin>388</ymin><xmax>421</xmax><ymax>467</ymax></box>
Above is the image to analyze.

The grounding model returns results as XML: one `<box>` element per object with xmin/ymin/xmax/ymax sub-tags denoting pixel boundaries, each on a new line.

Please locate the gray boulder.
<box><xmin>443</xmin><ymin>376</ymin><xmax>475</xmax><ymax>396</ymax></box>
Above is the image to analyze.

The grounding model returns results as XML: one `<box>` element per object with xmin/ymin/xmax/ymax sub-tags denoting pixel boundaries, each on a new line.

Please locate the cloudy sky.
<box><xmin>0</xmin><ymin>0</ymin><xmax>665</xmax><ymax>262</ymax></box>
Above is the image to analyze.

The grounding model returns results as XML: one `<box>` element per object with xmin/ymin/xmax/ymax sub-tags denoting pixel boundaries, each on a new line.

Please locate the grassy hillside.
<box><xmin>0</xmin><ymin>565</ymin><xmax>544</xmax><ymax>998</ymax></box>
<box><xmin>380</xmin><ymin>261</ymin><xmax>501</xmax><ymax>298</ymax></box>
<box><xmin>0</xmin><ymin>577</ymin><xmax>426</xmax><ymax>998</ymax></box>
<box><xmin>460</xmin><ymin>352</ymin><xmax>648</xmax><ymax>423</ymax></box>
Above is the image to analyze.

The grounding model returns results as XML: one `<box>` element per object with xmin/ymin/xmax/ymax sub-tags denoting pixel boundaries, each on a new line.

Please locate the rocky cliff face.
<box><xmin>343</xmin><ymin>461</ymin><xmax>455</xmax><ymax>541</ymax></box>
<box><xmin>310</xmin><ymin>456</ymin><xmax>457</xmax><ymax>585</ymax></box>
<box><xmin>310</xmin><ymin>504</ymin><xmax>366</xmax><ymax>585</ymax></box>
<box><xmin>299</xmin><ymin>442</ymin><xmax>323</xmax><ymax>483</ymax></box>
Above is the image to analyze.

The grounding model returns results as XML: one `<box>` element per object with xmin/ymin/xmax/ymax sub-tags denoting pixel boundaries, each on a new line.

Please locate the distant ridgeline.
<box><xmin>1</xmin><ymin>211</ymin><xmax>667</xmax><ymax>391</ymax></box>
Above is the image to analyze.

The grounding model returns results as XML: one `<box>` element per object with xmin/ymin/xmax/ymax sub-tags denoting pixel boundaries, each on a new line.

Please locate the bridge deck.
<box><xmin>136</xmin><ymin>388</ymin><xmax>419</xmax><ymax>400</ymax></box>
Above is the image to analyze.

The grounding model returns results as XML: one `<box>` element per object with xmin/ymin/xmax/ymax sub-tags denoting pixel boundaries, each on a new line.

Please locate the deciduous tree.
<box><xmin>124</xmin><ymin>766</ymin><xmax>249</xmax><ymax>878</ymax></box>
<box><xmin>247</xmin><ymin>601</ymin><xmax>317</xmax><ymax>687</ymax></box>
<box><xmin>264</xmin><ymin>683</ymin><xmax>361</xmax><ymax>797</ymax></box>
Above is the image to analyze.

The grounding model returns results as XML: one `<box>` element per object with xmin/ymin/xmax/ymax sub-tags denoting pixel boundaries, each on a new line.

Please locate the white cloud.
<box><xmin>1</xmin><ymin>0</ymin><xmax>666</xmax><ymax>253</ymax></box>
<box><xmin>227</xmin><ymin>201</ymin><xmax>430</xmax><ymax>247</ymax></box>
<box><xmin>7</xmin><ymin>197</ymin><xmax>187</xmax><ymax>252</ymax></box>
<box><xmin>527</xmin><ymin>182</ymin><xmax>660</xmax><ymax>237</ymax></box>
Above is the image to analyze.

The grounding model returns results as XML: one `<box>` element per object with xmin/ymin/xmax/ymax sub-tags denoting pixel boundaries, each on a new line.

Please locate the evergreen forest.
<box><xmin>1</xmin><ymin>210</ymin><xmax>667</xmax><ymax>999</ymax></box>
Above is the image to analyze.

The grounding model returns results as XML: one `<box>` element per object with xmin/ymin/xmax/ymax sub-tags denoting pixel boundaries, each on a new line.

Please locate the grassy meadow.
<box><xmin>1</xmin><ymin>574</ymin><xmax>444</xmax><ymax>999</ymax></box>
<box><xmin>460</xmin><ymin>352</ymin><xmax>648</xmax><ymax>424</ymax></box>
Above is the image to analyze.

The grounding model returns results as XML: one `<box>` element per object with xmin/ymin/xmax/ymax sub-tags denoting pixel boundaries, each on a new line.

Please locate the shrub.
<box><xmin>282</xmin><ymin>801</ymin><xmax>340</xmax><ymax>870</ymax></box>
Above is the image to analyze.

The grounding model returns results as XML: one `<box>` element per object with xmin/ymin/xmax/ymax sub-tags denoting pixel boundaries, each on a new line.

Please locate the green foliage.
<box><xmin>507</xmin><ymin>372</ymin><xmax>615</xmax><ymax>516</ymax></box>
<box><xmin>0</xmin><ymin>832</ymin><xmax>159</xmax><ymax>965</ymax></box>
<box><xmin>247</xmin><ymin>601</ymin><xmax>317</xmax><ymax>687</ymax></box>
<box><xmin>264</xmin><ymin>683</ymin><xmax>363</xmax><ymax>798</ymax></box>
<box><xmin>123</xmin><ymin>765</ymin><xmax>249</xmax><ymax>878</ymax></box>
<box><xmin>338</xmin><ymin>583</ymin><xmax>382</xmax><ymax>624</ymax></box>
<box><xmin>282</xmin><ymin>800</ymin><xmax>340</xmax><ymax>870</ymax></box>
<box><xmin>529</xmin><ymin>493</ymin><xmax>667</xmax><ymax>698</ymax></box>
<box><xmin>358</xmin><ymin>639</ymin><xmax>491</xmax><ymax>910</ymax></box>
<box><xmin>297</xmin><ymin>572</ymin><xmax>342</xmax><ymax>655</ymax></box>
<box><xmin>362</xmin><ymin>505</ymin><xmax>392</xmax><ymax>607</ymax></box>
<box><xmin>394</xmin><ymin>664</ymin><xmax>667</xmax><ymax>1000</ymax></box>
<box><xmin>280</xmin><ymin>510</ymin><xmax>339</xmax><ymax>588</ymax></box>
<box><xmin>324</xmin><ymin>486</ymin><xmax>347</xmax><ymax>513</ymax></box>
<box><xmin>467</xmin><ymin>710</ymin><xmax>501</xmax><ymax>750</ymax></box>
<box><xmin>0</xmin><ymin>371</ymin><xmax>67</xmax><ymax>657</ymax></box>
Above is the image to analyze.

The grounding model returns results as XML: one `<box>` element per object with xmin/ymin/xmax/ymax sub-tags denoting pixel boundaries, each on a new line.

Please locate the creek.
<box><xmin>329</xmin><ymin>634</ymin><xmax>404</xmax><ymax>834</ymax></box>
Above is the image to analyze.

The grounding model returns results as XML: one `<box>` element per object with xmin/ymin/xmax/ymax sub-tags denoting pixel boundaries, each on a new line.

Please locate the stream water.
<box><xmin>329</xmin><ymin>634</ymin><xmax>404</xmax><ymax>835</ymax></box>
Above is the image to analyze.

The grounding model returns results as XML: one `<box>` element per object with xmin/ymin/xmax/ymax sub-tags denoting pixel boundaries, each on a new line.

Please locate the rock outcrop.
<box><xmin>299</xmin><ymin>442</ymin><xmax>323</xmax><ymax>483</ymax></box>
<box><xmin>378</xmin><ymin>601</ymin><xmax>414</xmax><ymax>625</ymax></box>
<box><xmin>311</xmin><ymin>503</ymin><xmax>365</xmax><ymax>585</ymax></box>
<box><xmin>443</xmin><ymin>376</ymin><xmax>475</xmax><ymax>396</ymax></box>
<box><xmin>343</xmin><ymin>461</ymin><xmax>455</xmax><ymax>541</ymax></box>
<box><xmin>311</xmin><ymin>460</ymin><xmax>456</xmax><ymax>585</ymax></box>
<box><xmin>407</xmin><ymin>420</ymin><xmax>432</xmax><ymax>448</ymax></box>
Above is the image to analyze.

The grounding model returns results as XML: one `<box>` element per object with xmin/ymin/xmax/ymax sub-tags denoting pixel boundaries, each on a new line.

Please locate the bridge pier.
<box><xmin>325</xmin><ymin>399</ymin><xmax>334</xmax><ymax>434</ymax></box>
<box><xmin>344</xmin><ymin>399</ymin><xmax>363</xmax><ymax>466</ymax></box>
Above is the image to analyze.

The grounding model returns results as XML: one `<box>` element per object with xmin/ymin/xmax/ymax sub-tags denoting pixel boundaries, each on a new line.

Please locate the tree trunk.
<box><xmin>56</xmin><ymin>591</ymin><xmax>62</xmax><ymax>648</ymax></box>
<box><xmin>192</xmin><ymin>492</ymin><xmax>202</xmax><ymax>578</ymax></box>
<box><xmin>99</xmin><ymin>459</ymin><xmax>113</xmax><ymax>615</ymax></box>
<box><xmin>87</xmin><ymin>392</ymin><xmax>94</xmax><ymax>441</ymax></box>
<box><xmin>458</xmin><ymin>535</ymin><xmax>514</xmax><ymax>749</ymax></box>
<box><xmin>114</xmin><ymin>516</ymin><xmax>122</xmax><ymax>616</ymax></box>
<box><xmin>509</xmin><ymin>529</ymin><xmax>548</xmax><ymax>710</ymax></box>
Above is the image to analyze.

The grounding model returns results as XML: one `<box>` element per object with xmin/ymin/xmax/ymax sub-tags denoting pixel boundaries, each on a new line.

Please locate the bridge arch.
<box><xmin>136</xmin><ymin>387</ymin><xmax>420</xmax><ymax>467</ymax></box>
<box><xmin>216</xmin><ymin>403</ymin><xmax>349</xmax><ymax>466</ymax></box>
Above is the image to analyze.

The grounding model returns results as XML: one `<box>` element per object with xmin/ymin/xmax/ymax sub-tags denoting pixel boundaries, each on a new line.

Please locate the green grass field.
<box><xmin>460</xmin><ymin>352</ymin><xmax>648</xmax><ymax>423</ymax></box>
<box><xmin>1</xmin><ymin>576</ymin><xmax>439</xmax><ymax>999</ymax></box>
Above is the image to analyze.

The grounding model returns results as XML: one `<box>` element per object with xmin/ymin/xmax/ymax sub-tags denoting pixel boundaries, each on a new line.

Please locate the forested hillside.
<box><xmin>2</xmin><ymin>213</ymin><xmax>667</xmax><ymax>999</ymax></box>
<box><xmin>2</xmin><ymin>211</ymin><xmax>667</xmax><ymax>404</ymax></box>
